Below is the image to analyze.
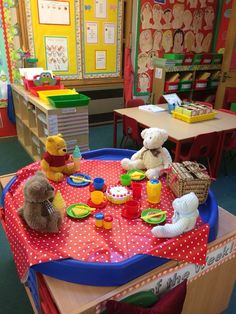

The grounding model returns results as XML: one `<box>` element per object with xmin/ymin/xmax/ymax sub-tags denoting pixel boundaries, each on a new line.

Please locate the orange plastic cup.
<box><xmin>91</xmin><ymin>191</ymin><xmax>105</xmax><ymax>205</ymax></box>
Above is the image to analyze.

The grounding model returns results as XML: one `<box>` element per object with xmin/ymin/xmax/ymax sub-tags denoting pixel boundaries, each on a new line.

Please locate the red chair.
<box><xmin>174</xmin><ymin>132</ymin><xmax>220</xmax><ymax>177</ymax></box>
<box><xmin>120</xmin><ymin>115</ymin><xmax>143</xmax><ymax>148</ymax></box>
<box><xmin>126</xmin><ymin>98</ymin><xmax>145</xmax><ymax>108</ymax></box>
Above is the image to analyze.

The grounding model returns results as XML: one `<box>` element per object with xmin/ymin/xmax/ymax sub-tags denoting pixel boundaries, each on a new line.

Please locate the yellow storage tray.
<box><xmin>172</xmin><ymin>110</ymin><xmax>217</xmax><ymax>123</ymax></box>
<box><xmin>38</xmin><ymin>89</ymin><xmax>78</xmax><ymax>104</ymax></box>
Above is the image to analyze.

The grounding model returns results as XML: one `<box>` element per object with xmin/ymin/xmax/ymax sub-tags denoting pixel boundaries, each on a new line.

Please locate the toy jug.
<box><xmin>146</xmin><ymin>178</ymin><xmax>162</xmax><ymax>204</ymax></box>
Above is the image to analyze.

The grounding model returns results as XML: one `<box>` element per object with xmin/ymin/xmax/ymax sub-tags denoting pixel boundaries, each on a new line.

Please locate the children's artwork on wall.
<box><xmin>134</xmin><ymin>0</ymin><xmax>217</xmax><ymax>96</ymax></box>
<box><xmin>45</xmin><ymin>37</ymin><xmax>68</xmax><ymax>71</ymax></box>
<box><xmin>25</xmin><ymin>0</ymin><xmax>82</xmax><ymax>79</ymax></box>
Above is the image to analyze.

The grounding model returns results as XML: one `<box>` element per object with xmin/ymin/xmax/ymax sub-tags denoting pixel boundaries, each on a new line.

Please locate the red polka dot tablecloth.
<box><xmin>4</xmin><ymin>160</ymin><xmax>209</xmax><ymax>281</ymax></box>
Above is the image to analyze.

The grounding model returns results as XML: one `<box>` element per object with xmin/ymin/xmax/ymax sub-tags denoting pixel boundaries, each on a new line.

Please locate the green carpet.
<box><xmin>0</xmin><ymin>124</ymin><xmax>235</xmax><ymax>313</ymax></box>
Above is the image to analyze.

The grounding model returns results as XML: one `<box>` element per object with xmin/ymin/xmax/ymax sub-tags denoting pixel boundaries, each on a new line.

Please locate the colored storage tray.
<box><xmin>1</xmin><ymin>148</ymin><xmax>218</xmax><ymax>286</ymax></box>
<box><xmin>192</xmin><ymin>54</ymin><xmax>202</xmax><ymax>65</ymax></box>
<box><xmin>183</xmin><ymin>53</ymin><xmax>194</xmax><ymax>65</ymax></box>
<box><xmin>211</xmin><ymin>53</ymin><xmax>223</xmax><ymax>64</ymax></box>
<box><xmin>164</xmin><ymin>53</ymin><xmax>184</xmax><ymax>65</ymax></box>
<box><xmin>172</xmin><ymin>110</ymin><xmax>217</xmax><ymax>123</ymax></box>
<box><xmin>38</xmin><ymin>89</ymin><xmax>78</xmax><ymax>104</ymax></box>
<box><xmin>201</xmin><ymin>53</ymin><xmax>212</xmax><ymax>65</ymax></box>
<box><xmin>178</xmin><ymin>80</ymin><xmax>192</xmax><ymax>91</ymax></box>
<box><xmin>207</xmin><ymin>79</ymin><xmax>219</xmax><ymax>88</ymax></box>
<box><xmin>47</xmin><ymin>93</ymin><xmax>90</xmax><ymax>108</ymax></box>
<box><xmin>193</xmin><ymin>79</ymin><xmax>208</xmax><ymax>90</ymax></box>
<box><xmin>164</xmin><ymin>81</ymin><xmax>179</xmax><ymax>92</ymax></box>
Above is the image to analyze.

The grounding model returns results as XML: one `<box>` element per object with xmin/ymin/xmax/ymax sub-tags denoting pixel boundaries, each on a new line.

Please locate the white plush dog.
<box><xmin>121</xmin><ymin>128</ymin><xmax>172</xmax><ymax>179</ymax></box>
<box><xmin>151</xmin><ymin>192</ymin><xmax>199</xmax><ymax>238</ymax></box>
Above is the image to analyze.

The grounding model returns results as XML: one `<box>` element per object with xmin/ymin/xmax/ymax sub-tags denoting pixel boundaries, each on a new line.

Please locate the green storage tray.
<box><xmin>47</xmin><ymin>94</ymin><xmax>90</xmax><ymax>108</ymax></box>
<box><xmin>211</xmin><ymin>53</ymin><xmax>223</xmax><ymax>64</ymax></box>
<box><xmin>164</xmin><ymin>53</ymin><xmax>184</xmax><ymax>65</ymax></box>
<box><xmin>230</xmin><ymin>103</ymin><xmax>236</xmax><ymax>113</ymax></box>
<box><xmin>192</xmin><ymin>54</ymin><xmax>202</xmax><ymax>65</ymax></box>
<box><xmin>207</xmin><ymin>79</ymin><xmax>219</xmax><ymax>88</ymax></box>
<box><xmin>178</xmin><ymin>80</ymin><xmax>192</xmax><ymax>91</ymax></box>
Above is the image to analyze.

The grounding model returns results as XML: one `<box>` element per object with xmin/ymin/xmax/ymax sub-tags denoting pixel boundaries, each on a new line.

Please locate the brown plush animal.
<box><xmin>41</xmin><ymin>134</ymin><xmax>75</xmax><ymax>182</ymax></box>
<box><xmin>18</xmin><ymin>171</ymin><xmax>62</xmax><ymax>233</ymax></box>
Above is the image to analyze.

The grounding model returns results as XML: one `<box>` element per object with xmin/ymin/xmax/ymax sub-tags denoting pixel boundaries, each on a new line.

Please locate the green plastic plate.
<box><xmin>141</xmin><ymin>208</ymin><xmax>167</xmax><ymax>225</ymax></box>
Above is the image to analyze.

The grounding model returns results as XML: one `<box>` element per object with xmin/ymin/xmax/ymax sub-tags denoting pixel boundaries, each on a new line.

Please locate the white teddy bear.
<box><xmin>151</xmin><ymin>192</ymin><xmax>199</xmax><ymax>238</ymax></box>
<box><xmin>121</xmin><ymin>128</ymin><xmax>172</xmax><ymax>179</ymax></box>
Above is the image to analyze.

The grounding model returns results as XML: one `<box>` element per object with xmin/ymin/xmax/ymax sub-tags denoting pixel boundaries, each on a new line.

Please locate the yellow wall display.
<box><xmin>25</xmin><ymin>0</ymin><xmax>82</xmax><ymax>79</ymax></box>
<box><xmin>81</xmin><ymin>0</ymin><xmax>123</xmax><ymax>78</ymax></box>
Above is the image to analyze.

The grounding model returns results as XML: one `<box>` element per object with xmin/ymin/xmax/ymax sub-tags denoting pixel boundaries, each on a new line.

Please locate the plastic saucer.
<box><xmin>89</xmin><ymin>184</ymin><xmax>107</xmax><ymax>192</ymax></box>
<box><xmin>67</xmin><ymin>173</ymin><xmax>91</xmax><ymax>187</ymax></box>
<box><xmin>121</xmin><ymin>208</ymin><xmax>141</xmax><ymax>220</ymax></box>
<box><xmin>87</xmin><ymin>198</ymin><xmax>107</xmax><ymax>209</ymax></box>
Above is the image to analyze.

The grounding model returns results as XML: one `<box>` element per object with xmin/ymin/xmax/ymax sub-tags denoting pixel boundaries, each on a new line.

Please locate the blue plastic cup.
<box><xmin>168</xmin><ymin>103</ymin><xmax>175</xmax><ymax>114</ymax></box>
<box><xmin>93</xmin><ymin>177</ymin><xmax>105</xmax><ymax>190</ymax></box>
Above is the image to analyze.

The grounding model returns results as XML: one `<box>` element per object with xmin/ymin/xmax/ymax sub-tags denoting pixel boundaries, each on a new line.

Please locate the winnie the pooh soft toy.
<box><xmin>121</xmin><ymin>128</ymin><xmax>172</xmax><ymax>179</ymax></box>
<box><xmin>41</xmin><ymin>134</ymin><xmax>75</xmax><ymax>182</ymax></box>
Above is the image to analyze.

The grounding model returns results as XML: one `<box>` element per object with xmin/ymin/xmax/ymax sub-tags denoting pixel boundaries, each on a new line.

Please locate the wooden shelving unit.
<box><xmin>12</xmin><ymin>84</ymin><xmax>89</xmax><ymax>161</ymax></box>
<box><xmin>151</xmin><ymin>64</ymin><xmax>222</xmax><ymax>105</ymax></box>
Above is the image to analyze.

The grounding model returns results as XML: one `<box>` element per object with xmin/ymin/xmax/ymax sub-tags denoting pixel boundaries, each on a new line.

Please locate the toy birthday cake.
<box><xmin>106</xmin><ymin>185</ymin><xmax>131</xmax><ymax>204</ymax></box>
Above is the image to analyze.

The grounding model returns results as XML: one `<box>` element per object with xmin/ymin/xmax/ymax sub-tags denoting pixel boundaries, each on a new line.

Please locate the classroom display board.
<box><xmin>134</xmin><ymin>0</ymin><xmax>217</xmax><ymax>96</ymax></box>
<box><xmin>24</xmin><ymin>0</ymin><xmax>123</xmax><ymax>80</ymax></box>
<box><xmin>25</xmin><ymin>0</ymin><xmax>82</xmax><ymax>79</ymax></box>
<box><xmin>81</xmin><ymin>0</ymin><xmax>123</xmax><ymax>78</ymax></box>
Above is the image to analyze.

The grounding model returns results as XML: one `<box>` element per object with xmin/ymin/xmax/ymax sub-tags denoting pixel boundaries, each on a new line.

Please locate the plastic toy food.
<box><xmin>106</xmin><ymin>185</ymin><xmax>132</xmax><ymax>204</ymax></box>
<box><xmin>72</xmin><ymin>207</ymin><xmax>89</xmax><ymax>216</ymax></box>
<box><xmin>73</xmin><ymin>145</ymin><xmax>81</xmax><ymax>172</ymax></box>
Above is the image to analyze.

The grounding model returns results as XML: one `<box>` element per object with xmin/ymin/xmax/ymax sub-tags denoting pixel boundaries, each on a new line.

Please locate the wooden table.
<box><xmin>1</xmin><ymin>174</ymin><xmax>236</xmax><ymax>314</ymax></box>
<box><xmin>113</xmin><ymin>107</ymin><xmax>236</xmax><ymax>178</ymax></box>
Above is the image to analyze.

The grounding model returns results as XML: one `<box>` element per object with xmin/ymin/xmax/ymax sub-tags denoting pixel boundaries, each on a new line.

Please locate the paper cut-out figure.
<box><xmin>138</xmin><ymin>52</ymin><xmax>149</xmax><ymax>73</ymax></box>
<box><xmin>162</xmin><ymin>9</ymin><xmax>172</xmax><ymax>29</ymax></box>
<box><xmin>147</xmin><ymin>50</ymin><xmax>157</xmax><ymax>70</ymax></box>
<box><xmin>139</xmin><ymin>30</ymin><xmax>153</xmax><ymax>53</ymax></box>
<box><xmin>184</xmin><ymin>31</ymin><xmax>195</xmax><ymax>52</ymax></box>
<box><xmin>172</xmin><ymin>4</ymin><xmax>184</xmax><ymax>29</ymax></box>
<box><xmin>192</xmin><ymin>9</ymin><xmax>203</xmax><ymax>34</ymax></box>
<box><xmin>162</xmin><ymin>30</ymin><xmax>173</xmax><ymax>53</ymax></box>
<box><xmin>153</xmin><ymin>30</ymin><xmax>163</xmax><ymax>51</ymax></box>
<box><xmin>195</xmin><ymin>32</ymin><xmax>203</xmax><ymax>53</ymax></box>
<box><xmin>138</xmin><ymin>73</ymin><xmax>150</xmax><ymax>93</ymax></box>
<box><xmin>141</xmin><ymin>2</ymin><xmax>153</xmax><ymax>29</ymax></box>
<box><xmin>173</xmin><ymin>29</ymin><xmax>184</xmax><ymax>53</ymax></box>
<box><xmin>199</xmin><ymin>0</ymin><xmax>207</xmax><ymax>8</ymax></box>
<box><xmin>152</xmin><ymin>4</ymin><xmax>163</xmax><ymax>29</ymax></box>
<box><xmin>188</xmin><ymin>0</ymin><xmax>198</xmax><ymax>9</ymax></box>
<box><xmin>202</xmin><ymin>32</ymin><xmax>212</xmax><ymax>52</ymax></box>
<box><xmin>183</xmin><ymin>10</ymin><xmax>193</xmax><ymax>31</ymax></box>
<box><xmin>204</xmin><ymin>6</ymin><xmax>215</xmax><ymax>30</ymax></box>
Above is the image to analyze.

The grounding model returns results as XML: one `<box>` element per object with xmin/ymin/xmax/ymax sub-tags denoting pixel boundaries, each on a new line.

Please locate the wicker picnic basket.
<box><xmin>166</xmin><ymin>161</ymin><xmax>211</xmax><ymax>204</ymax></box>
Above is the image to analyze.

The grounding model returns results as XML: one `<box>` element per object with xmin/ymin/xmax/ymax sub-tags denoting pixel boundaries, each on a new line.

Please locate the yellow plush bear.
<box><xmin>41</xmin><ymin>134</ymin><xmax>75</xmax><ymax>182</ymax></box>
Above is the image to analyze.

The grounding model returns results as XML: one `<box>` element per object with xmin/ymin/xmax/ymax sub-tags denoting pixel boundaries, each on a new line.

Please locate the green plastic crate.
<box><xmin>207</xmin><ymin>79</ymin><xmax>219</xmax><ymax>88</ymax></box>
<box><xmin>211</xmin><ymin>53</ymin><xmax>223</xmax><ymax>64</ymax></box>
<box><xmin>164</xmin><ymin>53</ymin><xmax>184</xmax><ymax>65</ymax></box>
<box><xmin>230</xmin><ymin>102</ymin><xmax>236</xmax><ymax>113</ymax></box>
<box><xmin>179</xmin><ymin>80</ymin><xmax>192</xmax><ymax>91</ymax></box>
<box><xmin>192</xmin><ymin>54</ymin><xmax>202</xmax><ymax>65</ymax></box>
<box><xmin>47</xmin><ymin>94</ymin><xmax>90</xmax><ymax>108</ymax></box>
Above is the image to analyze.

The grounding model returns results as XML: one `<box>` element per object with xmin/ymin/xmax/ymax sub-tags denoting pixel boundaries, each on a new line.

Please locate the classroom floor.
<box><xmin>0</xmin><ymin>123</ymin><xmax>235</xmax><ymax>314</ymax></box>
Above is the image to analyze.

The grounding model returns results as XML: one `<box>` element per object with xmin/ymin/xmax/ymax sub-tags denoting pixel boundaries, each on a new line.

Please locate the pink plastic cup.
<box><xmin>132</xmin><ymin>182</ymin><xmax>142</xmax><ymax>199</ymax></box>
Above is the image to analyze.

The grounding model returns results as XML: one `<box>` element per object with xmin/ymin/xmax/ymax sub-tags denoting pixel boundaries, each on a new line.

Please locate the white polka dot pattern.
<box><xmin>4</xmin><ymin>160</ymin><xmax>209</xmax><ymax>280</ymax></box>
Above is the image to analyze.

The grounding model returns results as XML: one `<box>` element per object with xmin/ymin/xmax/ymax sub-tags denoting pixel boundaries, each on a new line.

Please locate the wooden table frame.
<box><xmin>113</xmin><ymin>107</ymin><xmax>236</xmax><ymax>178</ymax></box>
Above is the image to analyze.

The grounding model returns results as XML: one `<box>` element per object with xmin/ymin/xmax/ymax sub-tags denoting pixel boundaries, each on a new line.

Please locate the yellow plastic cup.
<box><xmin>91</xmin><ymin>191</ymin><xmax>105</xmax><ymax>205</ymax></box>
